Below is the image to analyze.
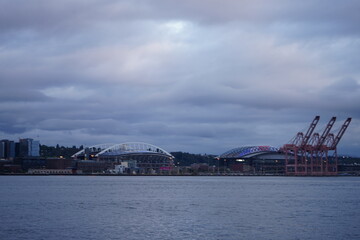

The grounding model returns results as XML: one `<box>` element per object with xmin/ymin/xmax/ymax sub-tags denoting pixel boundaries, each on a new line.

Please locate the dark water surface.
<box><xmin>0</xmin><ymin>176</ymin><xmax>359</xmax><ymax>240</ymax></box>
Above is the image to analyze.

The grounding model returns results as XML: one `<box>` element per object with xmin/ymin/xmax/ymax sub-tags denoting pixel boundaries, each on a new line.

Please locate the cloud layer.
<box><xmin>1</xmin><ymin>0</ymin><xmax>359</xmax><ymax>155</ymax></box>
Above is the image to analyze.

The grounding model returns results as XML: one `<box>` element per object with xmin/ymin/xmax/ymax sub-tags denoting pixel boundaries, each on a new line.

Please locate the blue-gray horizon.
<box><xmin>0</xmin><ymin>0</ymin><xmax>359</xmax><ymax>156</ymax></box>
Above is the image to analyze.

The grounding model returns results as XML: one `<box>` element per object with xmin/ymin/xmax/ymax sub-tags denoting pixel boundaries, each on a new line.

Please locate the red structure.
<box><xmin>282</xmin><ymin>116</ymin><xmax>351</xmax><ymax>176</ymax></box>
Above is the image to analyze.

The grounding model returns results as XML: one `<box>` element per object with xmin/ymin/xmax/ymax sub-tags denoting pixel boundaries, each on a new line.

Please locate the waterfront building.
<box><xmin>28</xmin><ymin>169</ymin><xmax>74</xmax><ymax>175</ymax></box>
<box><xmin>0</xmin><ymin>140</ymin><xmax>16</xmax><ymax>159</ymax></box>
<box><xmin>15</xmin><ymin>157</ymin><xmax>47</xmax><ymax>171</ymax></box>
<box><xmin>18</xmin><ymin>138</ymin><xmax>40</xmax><ymax>157</ymax></box>
<box><xmin>75</xmin><ymin>160</ymin><xmax>110</xmax><ymax>173</ymax></box>
<box><xmin>46</xmin><ymin>158</ymin><xmax>74</xmax><ymax>169</ymax></box>
<box><xmin>0</xmin><ymin>141</ymin><xmax>5</xmax><ymax>159</ymax></box>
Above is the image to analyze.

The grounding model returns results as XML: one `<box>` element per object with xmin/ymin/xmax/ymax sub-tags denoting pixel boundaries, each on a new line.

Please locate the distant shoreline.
<box><xmin>1</xmin><ymin>173</ymin><xmax>358</xmax><ymax>177</ymax></box>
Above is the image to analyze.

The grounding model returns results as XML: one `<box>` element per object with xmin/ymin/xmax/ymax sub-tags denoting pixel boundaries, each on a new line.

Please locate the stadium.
<box><xmin>72</xmin><ymin>142</ymin><xmax>174</xmax><ymax>174</ymax></box>
<box><xmin>218</xmin><ymin>146</ymin><xmax>285</xmax><ymax>174</ymax></box>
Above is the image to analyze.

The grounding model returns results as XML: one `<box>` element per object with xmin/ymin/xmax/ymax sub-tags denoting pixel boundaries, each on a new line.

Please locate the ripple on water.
<box><xmin>0</xmin><ymin>176</ymin><xmax>359</xmax><ymax>240</ymax></box>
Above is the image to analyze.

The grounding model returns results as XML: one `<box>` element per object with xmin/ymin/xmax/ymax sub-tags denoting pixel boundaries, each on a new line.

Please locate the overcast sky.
<box><xmin>0</xmin><ymin>0</ymin><xmax>359</xmax><ymax>155</ymax></box>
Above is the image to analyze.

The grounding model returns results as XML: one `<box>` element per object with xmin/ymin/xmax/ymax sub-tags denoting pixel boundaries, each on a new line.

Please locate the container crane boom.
<box><xmin>300</xmin><ymin>116</ymin><xmax>320</xmax><ymax>148</ymax></box>
<box><xmin>315</xmin><ymin>117</ymin><xmax>336</xmax><ymax>149</ymax></box>
<box><xmin>330</xmin><ymin>118</ymin><xmax>351</xmax><ymax>150</ymax></box>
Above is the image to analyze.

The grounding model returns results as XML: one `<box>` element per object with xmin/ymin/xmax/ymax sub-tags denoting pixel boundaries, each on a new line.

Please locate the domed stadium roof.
<box><xmin>219</xmin><ymin>146</ymin><xmax>279</xmax><ymax>159</ymax></box>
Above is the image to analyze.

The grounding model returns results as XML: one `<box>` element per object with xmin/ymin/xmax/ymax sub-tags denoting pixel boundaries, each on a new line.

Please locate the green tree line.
<box><xmin>40</xmin><ymin>144</ymin><xmax>82</xmax><ymax>158</ymax></box>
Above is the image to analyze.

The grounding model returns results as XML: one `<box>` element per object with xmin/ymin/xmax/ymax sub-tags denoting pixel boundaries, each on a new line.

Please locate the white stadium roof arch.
<box><xmin>71</xmin><ymin>143</ymin><xmax>116</xmax><ymax>158</ymax></box>
<box><xmin>95</xmin><ymin>142</ymin><xmax>173</xmax><ymax>158</ymax></box>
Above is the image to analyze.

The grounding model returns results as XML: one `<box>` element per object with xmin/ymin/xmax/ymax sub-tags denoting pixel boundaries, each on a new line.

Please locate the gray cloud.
<box><xmin>0</xmin><ymin>0</ymin><xmax>359</xmax><ymax>155</ymax></box>
<box><xmin>2</xmin><ymin>1</ymin><xmax>359</xmax><ymax>36</ymax></box>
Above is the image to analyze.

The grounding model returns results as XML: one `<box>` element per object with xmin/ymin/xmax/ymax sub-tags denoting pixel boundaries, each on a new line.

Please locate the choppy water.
<box><xmin>0</xmin><ymin>176</ymin><xmax>359</xmax><ymax>240</ymax></box>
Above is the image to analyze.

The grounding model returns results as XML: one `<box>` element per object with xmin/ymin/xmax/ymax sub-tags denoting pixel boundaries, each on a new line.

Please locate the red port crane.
<box><xmin>316</xmin><ymin>117</ymin><xmax>336</xmax><ymax>150</ymax></box>
<box><xmin>283</xmin><ymin>116</ymin><xmax>320</xmax><ymax>175</ymax></box>
<box><xmin>309</xmin><ymin>117</ymin><xmax>336</xmax><ymax>174</ymax></box>
<box><xmin>329</xmin><ymin>118</ymin><xmax>352</xmax><ymax>150</ymax></box>
<box><xmin>282</xmin><ymin>116</ymin><xmax>351</xmax><ymax>176</ymax></box>
<box><xmin>300</xmin><ymin>116</ymin><xmax>320</xmax><ymax>148</ymax></box>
